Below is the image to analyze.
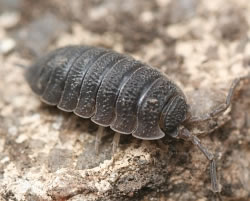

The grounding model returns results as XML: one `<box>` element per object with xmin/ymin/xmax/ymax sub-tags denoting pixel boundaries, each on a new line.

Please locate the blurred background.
<box><xmin>1</xmin><ymin>0</ymin><xmax>249</xmax><ymax>72</ymax></box>
<box><xmin>0</xmin><ymin>0</ymin><xmax>250</xmax><ymax>201</ymax></box>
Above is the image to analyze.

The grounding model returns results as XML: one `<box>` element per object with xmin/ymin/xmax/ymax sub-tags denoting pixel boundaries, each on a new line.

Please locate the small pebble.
<box><xmin>0</xmin><ymin>37</ymin><xmax>16</xmax><ymax>54</ymax></box>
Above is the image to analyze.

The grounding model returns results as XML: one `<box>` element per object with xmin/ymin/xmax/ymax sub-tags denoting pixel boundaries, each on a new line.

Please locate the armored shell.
<box><xmin>26</xmin><ymin>45</ymin><xmax>188</xmax><ymax>140</ymax></box>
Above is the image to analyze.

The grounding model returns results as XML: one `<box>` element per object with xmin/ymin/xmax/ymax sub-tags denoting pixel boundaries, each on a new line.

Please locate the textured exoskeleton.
<box><xmin>26</xmin><ymin>45</ymin><xmax>188</xmax><ymax>140</ymax></box>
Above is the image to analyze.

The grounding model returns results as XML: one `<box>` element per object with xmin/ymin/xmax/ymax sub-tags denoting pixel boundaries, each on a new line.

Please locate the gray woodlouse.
<box><xmin>25</xmin><ymin>45</ymin><xmax>249</xmax><ymax>193</ymax></box>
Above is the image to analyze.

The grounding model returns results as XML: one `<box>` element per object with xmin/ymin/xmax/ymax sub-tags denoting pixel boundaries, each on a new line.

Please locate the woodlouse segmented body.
<box><xmin>26</xmin><ymin>45</ymin><xmax>188</xmax><ymax>140</ymax></box>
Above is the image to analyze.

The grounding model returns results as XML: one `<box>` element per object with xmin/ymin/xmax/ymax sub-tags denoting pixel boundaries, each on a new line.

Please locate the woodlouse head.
<box><xmin>159</xmin><ymin>95</ymin><xmax>189</xmax><ymax>138</ymax></box>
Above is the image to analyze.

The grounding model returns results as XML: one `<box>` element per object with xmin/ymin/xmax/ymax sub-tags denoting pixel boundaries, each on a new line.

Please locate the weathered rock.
<box><xmin>0</xmin><ymin>0</ymin><xmax>250</xmax><ymax>201</ymax></box>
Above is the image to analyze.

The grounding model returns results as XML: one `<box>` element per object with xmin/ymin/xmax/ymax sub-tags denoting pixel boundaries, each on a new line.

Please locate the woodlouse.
<box><xmin>25</xmin><ymin>45</ymin><xmax>249</xmax><ymax>193</ymax></box>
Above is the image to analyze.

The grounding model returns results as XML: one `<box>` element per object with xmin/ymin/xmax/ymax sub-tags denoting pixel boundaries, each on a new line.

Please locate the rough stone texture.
<box><xmin>0</xmin><ymin>0</ymin><xmax>250</xmax><ymax>200</ymax></box>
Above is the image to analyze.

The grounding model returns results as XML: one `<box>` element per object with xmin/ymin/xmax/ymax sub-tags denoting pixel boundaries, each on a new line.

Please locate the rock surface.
<box><xmin>0</xmin><ymin>0</ymin><xmax>250</xmax><ymax>200</ymax></box>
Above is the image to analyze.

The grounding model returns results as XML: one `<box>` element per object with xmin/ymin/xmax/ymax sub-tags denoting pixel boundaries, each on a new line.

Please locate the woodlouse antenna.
<box><xmin>177</xmin><ymin>128</ymin><xmax>220</xmax><ymax>192</ymax></box>
<box><xmin>189</xmin><ymin>75</ymin><xmax>250</xmax><ymax>123</ymax></box>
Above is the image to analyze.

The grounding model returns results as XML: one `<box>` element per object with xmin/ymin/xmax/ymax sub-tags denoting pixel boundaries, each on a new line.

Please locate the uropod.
<box><xmin>25</xmin><ymin>45</ymin><xmax>249</xmax><ymax>192</ymax></box>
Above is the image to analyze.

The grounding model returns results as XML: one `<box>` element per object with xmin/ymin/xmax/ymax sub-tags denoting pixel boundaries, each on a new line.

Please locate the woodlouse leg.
<box><xmin>190</xmin><ymin>75</ymin><xmax>250</xmax><ymax>123</ymax></box>
<box><xmin>95</xmin><ymin>126</ymin><xmax>104</xmax><ymax>154</ymax></box>
<box><xmin>112</xmin><ymin>133</ymin><xmax>121</xmax><ymax>155</ymax></box>
<box><xmin>15</xmin><ymin>63</ymin><xmax>27</xmax><ymax>69</ymax></box>
<box><xmin>178</xmin><ymin>128</ymin><xmax>220</xmax><ymax>192</ymax></box>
